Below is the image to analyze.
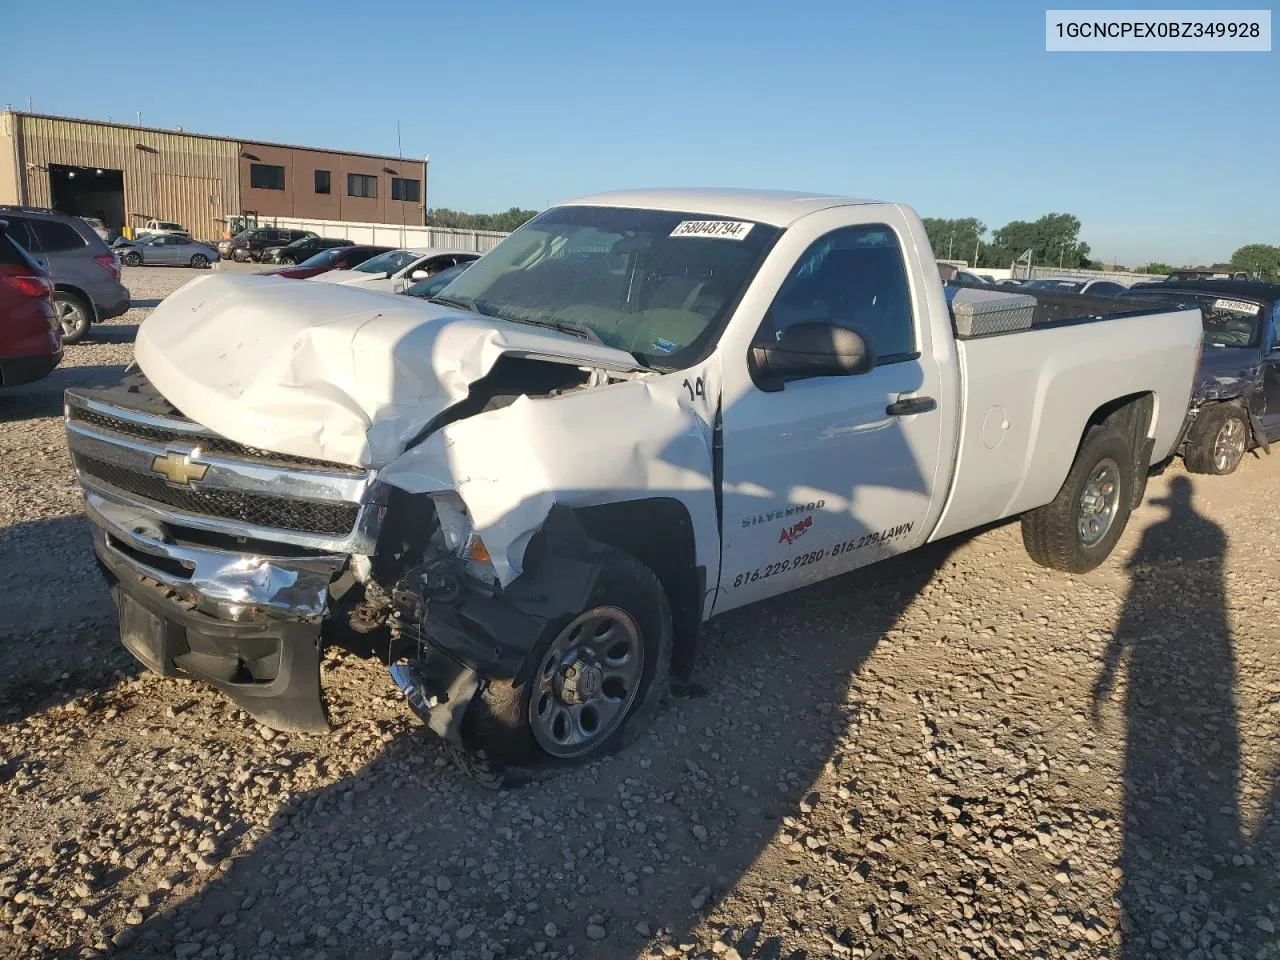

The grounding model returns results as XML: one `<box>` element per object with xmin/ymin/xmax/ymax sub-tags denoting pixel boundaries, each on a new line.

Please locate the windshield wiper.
<box><xmin>488</xmin><ymin>312</ymin><xmax>605</xmax><ymax>345</ymax></box>
<box><xmin>427</xmin><ymin>295</ymin><xmax>479</xmax><ymax>313</ymax></box>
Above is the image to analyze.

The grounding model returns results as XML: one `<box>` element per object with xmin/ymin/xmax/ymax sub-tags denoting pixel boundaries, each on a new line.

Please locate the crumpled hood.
<box><xmin>310</xmin><ymin>269</ymin><xmax>379</xmax><ymax>285</ymax></box>
<box><xmin>1194</xmin><ymin>345</ymin><xmax>1260</xmax><ymax>400</ymax></box>
<box><xmin>134</xmin><ymin>273</ymin><xmax>643</xmax><ymax>468</ymax></box>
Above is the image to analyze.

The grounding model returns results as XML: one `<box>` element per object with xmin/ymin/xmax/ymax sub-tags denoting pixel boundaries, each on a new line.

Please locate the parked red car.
<box><xmin>0</xmin><ymin>220</ymin><xmax>61</xmax><ymax>387</ymax></box>
<box><xmin>265</xmin><ymin>244</ymin><xmax>395</xmax><ymax>280</ymax></box>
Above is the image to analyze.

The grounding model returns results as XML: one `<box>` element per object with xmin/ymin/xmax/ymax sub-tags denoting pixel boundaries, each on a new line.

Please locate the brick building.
<box><xmin>0</xmin><ymin>111</ymin><xmax>428</xmax><ymax>241</ymax></box>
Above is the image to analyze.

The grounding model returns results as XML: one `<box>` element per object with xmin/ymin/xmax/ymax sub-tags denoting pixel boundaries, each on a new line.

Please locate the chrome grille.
<box><xmin>65</xmin><ymin>382</ymin><xmax>376</xmax><ymax>551</ymax></box>
<box><xmin>67</xmin><ymin>405</ymin><xmax>359</xmax><ymax>473</ymax></box>
<box><xmin>74</xmin><ymin>454</ymin><xmax>361</xmax><ymax>536</ymax></box>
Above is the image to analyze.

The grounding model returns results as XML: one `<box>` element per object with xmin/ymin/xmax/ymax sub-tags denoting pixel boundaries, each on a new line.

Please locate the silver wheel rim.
<box><xmin>56</xmin><ymin>299</ymin><xmax>85</xmax><ymax>336</ymax></box>
<box><xmin>1078</xmin><ymin>458</ymin><xmax>1120</xmax><ymax>547</ymax></box>
<box><xmin>529</xmin><ymin>606</ymin><xmax>644</xmax><ymax>758</ymax></box>
<box><xmin>125</xmin><ymin>253</ymin><xmax>140</xmax><ymax>266</ymax></box>
<box><xmin>192</xmin><ymin>255</ymin><xmax>208</xmax><ymax>268</ymax></box>
<box><xmin>1213</xmin><ymin>418</ymin><xmax>1246</xmax><ymax>472</ymax></box>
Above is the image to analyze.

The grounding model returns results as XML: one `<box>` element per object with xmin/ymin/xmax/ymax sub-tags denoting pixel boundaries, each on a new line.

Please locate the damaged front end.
<box><xmin>66</xmin><ymin>376</ymin><xmax>385</xmax><ymax>733</ymax></box>
<box><xmin>360</xmin><ymin>492</ymin><xmax>605</xmax><ymax>744</ymax></box>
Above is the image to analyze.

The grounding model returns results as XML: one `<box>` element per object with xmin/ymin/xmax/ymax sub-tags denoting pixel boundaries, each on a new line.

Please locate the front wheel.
<box><xmin>1022</xmin><ymin>425</ymin><xmax>1134</xmax><ymax>573</ymax></box>
<box><xmin>190</xmin><ymin>254</ymin><xmax>209</xmax><ymax>269</ymax></box>
<box><xmin>52</xmin><ymin>292</ymin><xmax>92</xmax><ymax>345</ymax></box>
<box><xmin>1184</xmin><ymin>403</ymin><xmax>1249</xmax><ymax>476</ymax></box>
<box><xmin>453</xmin><ymin>545</ymin><xmax>672</xmax><ymax>785</ymax></box>
<box><xmin>281</xmin><ymin>257</ymin><xmax>296</xmax><ymax>265</ymax></box>
<box><xmin>122</xmin><ymin>252</ymin><xmax>141</xmax><ymax>267</ymax></box>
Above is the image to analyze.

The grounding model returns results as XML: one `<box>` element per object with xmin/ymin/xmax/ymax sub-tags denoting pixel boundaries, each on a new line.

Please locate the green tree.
<box><xmin>921</xmin><ymin>217</ymin><xmax>986</xmax><ymax>263</ymax></box>
<box><xmin>1228</xmin><ymin>243</ymin><xmax>1280</xmax><ymax>280</ymax></box>
<box><xmin>426</xmin><ymin>207</ymin><xmax>540</xmax><ymax>232</ymax></box>
<box><xmin>1135</xmin><ymin>262</ymin><xmax>1174</xmax><ymax>275</ymax></box>
<box><xmin>986</xmin><ymin>213</ymin><xmax>1091</xmax><ymax>269</ymax></box>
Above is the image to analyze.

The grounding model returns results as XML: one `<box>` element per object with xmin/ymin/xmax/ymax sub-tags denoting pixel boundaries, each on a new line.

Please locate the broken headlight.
<box><xmin>430</xmin><ymin>492</ymin><xmax>498</xmax><ymax>587</ymax></box>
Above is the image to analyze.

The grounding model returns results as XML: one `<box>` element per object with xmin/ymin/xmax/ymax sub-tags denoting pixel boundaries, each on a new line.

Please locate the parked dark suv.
<box><xmin>262</xmin><ymin>236</ymin><xmax>352</xmax><ymax>265</ymax></box>
<box><xmin>0</xmin><ymin>206</ymin><xmax>131</xmax><ymax>344</ymax></box>
<box><xmin>218</xmin><ymin>228</ymin><xmax>316</xmax><ymax>263</ymax></box>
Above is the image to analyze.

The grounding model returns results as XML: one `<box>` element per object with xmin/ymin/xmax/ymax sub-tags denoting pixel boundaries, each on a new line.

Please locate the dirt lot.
<box><xmin>1</xmin><ymin>266</ymin><xmax>1277</xmax><ymax>960</ymax></box>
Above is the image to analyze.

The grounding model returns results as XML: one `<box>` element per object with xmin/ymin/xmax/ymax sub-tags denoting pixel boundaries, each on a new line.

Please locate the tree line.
<box><xmin>429</xmin><ymin>206</ymin><xmax>1278</xmax><ymax>279</ymax></box>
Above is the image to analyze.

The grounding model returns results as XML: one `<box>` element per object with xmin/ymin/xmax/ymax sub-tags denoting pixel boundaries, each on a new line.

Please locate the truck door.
<box><xmin>714</xmin><ymin>218</ymin><xmax>948</xmax><ymax>612</ymax></box>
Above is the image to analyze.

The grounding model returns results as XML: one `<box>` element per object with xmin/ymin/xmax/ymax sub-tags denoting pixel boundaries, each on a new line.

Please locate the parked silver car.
<box><xmin>116</xmin><ymin>234</ymin><xmax>220</xmax><ymax>269</ymax></box>
<box><xmin>0</xmin><ymin>205</ymin><xmax>131</xmax><ymax>344</ymax></box>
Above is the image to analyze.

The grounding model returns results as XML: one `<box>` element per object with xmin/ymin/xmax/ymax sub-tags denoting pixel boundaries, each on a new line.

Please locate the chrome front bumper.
<box><xmin>86</xmin><ymin>493</ymin><xmax>347</xmax><ymax>622</ymax></box>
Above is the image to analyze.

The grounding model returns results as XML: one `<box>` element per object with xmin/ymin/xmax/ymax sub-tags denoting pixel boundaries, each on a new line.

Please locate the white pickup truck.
<box><xmin>65</xmin><ymin>189</ymin><xmax>1202</xmax><ymax>782</ymax></box>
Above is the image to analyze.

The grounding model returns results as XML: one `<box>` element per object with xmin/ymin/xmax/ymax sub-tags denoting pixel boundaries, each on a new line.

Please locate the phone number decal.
<box><xmin>830</xmin><ymin>521</ymin><xmax>914</xmax><ymax>557</ymax></box>
<box><xmin>732</xmin><ymin>548</ymin><xmax>826</xmax><ymax>588</ymax></box>
<box><xmin>729</xmin><ymin>521</ymin><xmax>915</xmax><ymax>589</ymax></box>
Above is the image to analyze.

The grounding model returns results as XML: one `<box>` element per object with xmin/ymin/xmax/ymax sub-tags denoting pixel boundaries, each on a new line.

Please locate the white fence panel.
<box><xmin>256</xmin><ymin>215</ymin><xmax>509</xmax><ymax>253</ymax></box>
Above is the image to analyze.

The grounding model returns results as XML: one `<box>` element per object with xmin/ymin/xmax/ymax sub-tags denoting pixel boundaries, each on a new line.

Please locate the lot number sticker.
<box><xmin>670</xmin><ymin>220</ymin><xmax>754</xmax><ymax>240</ymax></box>
<box><xmin>1212</xmin><ymin>298</ymin><xmax>1261</xmax><ymax>315</ymax></box>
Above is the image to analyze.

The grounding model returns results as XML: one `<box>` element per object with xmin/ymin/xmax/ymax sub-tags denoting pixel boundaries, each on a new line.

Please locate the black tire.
<box><xmin>281</xmin><ymin>257</ymin><xmax>296</xmax><ymax>265</ymax></box>
<box><xmin>1184</xmin><ymin>403</ymin><xmax>1249</xmax><ymax>476</ymax></box>
<box><xmin>232</xmin><ymin>249</ymin><xmax>249</xmax><ymax>263</ymax></box>
<box><xmin>454</xmin><ymin>544</ymin><xmax>673</xmax><ymax>787</ymax></box>
<box><xmin>122</xmin><ymin>252</ymin><xmax>141</xmax><ymax>267</ymax></box>
<box><xmin>1022</xmin><ymin>425</ymin><xmax>1134</xmax><ymax>574</ymax></box>
<box><xmin>52</xmin><ymin>291</ymin><xmax>92</xmax><ymax>345</ymax></box>
<box><xmin>190</xmin><ymin>254</ymin><xmax>209</xmax><ymax>269</ymax></box>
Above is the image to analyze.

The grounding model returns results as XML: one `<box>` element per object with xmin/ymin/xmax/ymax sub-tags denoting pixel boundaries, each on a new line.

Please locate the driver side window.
<box><xmin>762</xmin><ymin>224</ymin><xmax>917</xmax><ymax>364</ymax></box>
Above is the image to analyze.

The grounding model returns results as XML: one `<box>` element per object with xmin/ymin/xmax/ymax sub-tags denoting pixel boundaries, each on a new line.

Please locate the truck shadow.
<box><xmin>1091</xmin><ymin>475</ymin><xmax>1279</xmax><ymax>959</ymax></box>
<box><xmin>0</xmin><ymin>516</ymin><xmax>137</xmax><ymax>725</ymax></box>
<box><xmin>0</xmin><ymin>362</ymin><xmax>129</xmax><ymax>423</ymax></box>
<box><xmin>99</xmin><ymin>531</ymin><xmax>971</xmax><ymax>959</ymax></box>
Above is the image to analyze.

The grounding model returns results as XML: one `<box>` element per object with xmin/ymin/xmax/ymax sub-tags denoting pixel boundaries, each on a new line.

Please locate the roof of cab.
<box><xmin>560</xmin><ymin>188</ymin><xmax>881</xmax><ymax>227</ymax></box>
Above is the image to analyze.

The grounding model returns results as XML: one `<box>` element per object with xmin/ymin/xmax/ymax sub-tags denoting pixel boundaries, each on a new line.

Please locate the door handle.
<box><xmin>886</xmin><ymin>395</ymin><xmax>937</xmax><ymax>417</ymax></box>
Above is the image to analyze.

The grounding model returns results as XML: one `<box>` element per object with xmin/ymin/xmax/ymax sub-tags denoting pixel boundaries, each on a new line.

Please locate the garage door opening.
<box><xmin>48</xmin><ymin>164</ymin><xmax>126</xmax><ymax>237</ymax></box>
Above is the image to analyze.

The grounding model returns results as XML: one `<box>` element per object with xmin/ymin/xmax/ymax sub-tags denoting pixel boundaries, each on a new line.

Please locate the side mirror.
<box><xmin>750</xmin><ymin>322</ymin><xmax>875</xmax><ymax>392</ymax></box>
<box><xmin>409</xmin><ymin>268</ymin><xmax>430</xmax><ymax>281</ymax></box>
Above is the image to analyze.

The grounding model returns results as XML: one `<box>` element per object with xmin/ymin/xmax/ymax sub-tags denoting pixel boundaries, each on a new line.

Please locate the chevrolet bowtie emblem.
<box><xmin>151</xmin><ymin>450</ymin><xmax>208</xmax><ymax>485</ymax></box>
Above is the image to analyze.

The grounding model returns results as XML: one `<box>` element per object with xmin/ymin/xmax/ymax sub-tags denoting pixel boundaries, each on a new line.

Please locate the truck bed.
<box><xmin>929</xmin><ymin>299</ymin><xmax>1204</xmax><ymax>542</ymax></box>
<box><xmin>946</xmin><ymin>284</ymin><xmax>1183</xmax><ymax>339</ymax></box>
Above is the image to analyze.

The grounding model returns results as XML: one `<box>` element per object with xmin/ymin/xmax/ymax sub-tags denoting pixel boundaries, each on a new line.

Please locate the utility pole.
<box><xmin>973</xmin><ymin>236</ymin><xmax>980</xmax><ymax>268</ymax></box>
<box><xmin>947</xmin><ymin>232</ymin><xmax>955</xmax><ymax>259</ymax></box>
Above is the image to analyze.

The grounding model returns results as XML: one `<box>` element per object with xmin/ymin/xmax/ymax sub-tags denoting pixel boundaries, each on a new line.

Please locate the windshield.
<box><xmin>354</xmin><ymin>249</ymin><xmax>418</xmax><ymax>274</ymax></box>
<box><xmin>1202</xmin><ymin>299</ymin><xmax>1264</xmax><ymax>347</ymax></box>
<box><xmin>437</xmin><ymin>205</ymin><xmax>782</xmax><ymax>366</ymax></box>
<box><xmin>297</xmin><ymin>247</ymin><xmax>346</xmax><ymax>269</ymax></box>
<box><xmin>1024</xmin><ymin>278</ymin><xmax>1084</xmax><ymax>292</ymax></box>
<box><xmin>405</xmin><ymin>262</ymin><xmax>472</xmax><ymax>299</ymax></box>
<box><xmin>1119</xmin><ymin>290</ymin><xmax>1265</xmax><ymax>347</ymax></box>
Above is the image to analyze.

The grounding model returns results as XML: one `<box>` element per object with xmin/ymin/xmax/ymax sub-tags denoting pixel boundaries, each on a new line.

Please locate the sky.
<box><xmin>2</xmin><ymin>1</ymin><xmax>1276</xmax><ymax>265</ymax></box>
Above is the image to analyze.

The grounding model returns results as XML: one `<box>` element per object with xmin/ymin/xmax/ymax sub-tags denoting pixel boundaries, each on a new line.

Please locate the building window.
<box><xmin>314</xmin><ymin>170</ymin><xmax>331</xmax><ymax>195</ymax></box>
<box><xmin>250</xmin><ymin>163</ymin><xmax>286</xmax><ymax>191</ymax></box>
<box><xmin>347</xmin><ymin>173</ymin><xmax>378</xmax><ymax>199</ymax></box>
<box><xmin>391</xmin><ymin>177</ymin><xmax>420</xmax><ymax>202</ymax></box>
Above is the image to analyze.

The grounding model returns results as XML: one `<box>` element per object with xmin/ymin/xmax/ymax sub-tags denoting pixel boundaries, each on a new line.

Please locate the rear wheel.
<box><xmin>190</xmin><ymin>254</ymin><xmax>209</xmax><ymax>269</ymax></box>
<box><xmin>232</xmin><ymin>249</ymin><xmax>249</xmax><ymax>262</ymax></box>
<box><xmin>1022</xmin><ymin>425</ymin><xmax>1134</xmax><ymax>573</ymax></box>
<box><xmin>453</xmin><ymin>545</ymin><xmax>672</xmax><ymax>786</ymax></box>
<box><xmin>52</xmin><ymin>291</ymin><xmax>92</xmax><ymax>345</ymax></box>
<box><xmin>1184</xmin><ymin>403</ymin><xmax>1249</xmax><ymax>475</ymax></box>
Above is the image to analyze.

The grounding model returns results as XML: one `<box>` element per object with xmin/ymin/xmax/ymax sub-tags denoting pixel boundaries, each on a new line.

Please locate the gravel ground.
<box><xmin>1</xmin><ymin>266</ymin><xmax>1277</xmax><ymax>960</ymax></box>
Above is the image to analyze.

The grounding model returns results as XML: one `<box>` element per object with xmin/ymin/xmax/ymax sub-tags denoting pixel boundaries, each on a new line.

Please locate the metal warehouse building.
<box><xmin>0</xmin><ymin>111</ymin><xmax>428</xmax><ymax>242</ymax></box>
